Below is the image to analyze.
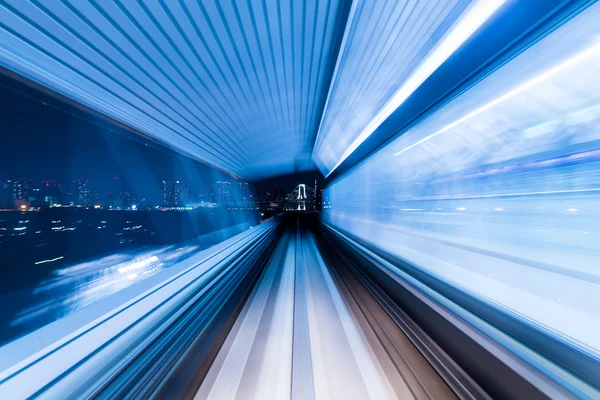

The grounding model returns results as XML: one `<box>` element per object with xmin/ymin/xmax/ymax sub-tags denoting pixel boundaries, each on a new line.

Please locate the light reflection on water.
<box><xmin>10</xmin><ymin>244</ymin><xmax>199</xmax><ymax>328</ymax></box>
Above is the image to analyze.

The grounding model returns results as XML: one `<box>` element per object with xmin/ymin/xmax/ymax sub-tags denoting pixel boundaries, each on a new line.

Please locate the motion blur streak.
<box><xmin>0</xmin><ymin>222</ymin><xmax>278</xmax><ymax>399</ymax></box>
<box><xmin>393</xmin><ymin>39</ymin><xmax>600</xmax><ymax>157</ymax></box>
<box><xmin>315</xmin><ymin>0</ymin><xmax>506</xmax><ymax>176</ymax></box>
<box><xmin>1</xmin><ymin>0</ymin><xmax>600</xmax><ymax>399</ymax></box>
<box><xmin>324</xmin><ymin>0</ymin><xmax>600</xmax><ymax>362</ymax></box>
<box><xmin>197</xmin><ymin>221</ymin><xmax>455</xmax><ymax>400</ymax></box>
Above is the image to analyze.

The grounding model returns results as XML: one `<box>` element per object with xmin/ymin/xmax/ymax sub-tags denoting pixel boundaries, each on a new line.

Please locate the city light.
<box><xmin>0</xmin><ymin>1</ymin><xmax>598</xmax><ymax>398</ymax></box>
<box><xmin>0</xmin><ymin>177</ymin><xmax>253</xmax><ymax>211</ymax></box>
<box><xmin>117</xmin><ymin>256</ymin><xmax>159</xmax><ymax>275</ymax></box>
<box><xmin>34</xmin><ymin>256</ymin><xmax>64</xmax><ymax>265</ymax></box>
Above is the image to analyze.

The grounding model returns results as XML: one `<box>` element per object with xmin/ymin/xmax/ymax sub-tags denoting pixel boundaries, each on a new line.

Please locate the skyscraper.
<box><xmin>163</xmin><ymin>181</ymin><xmax>174</xmax><ymax>206</ymax></box>
<box><xmin>74</xmin><ymin>179</ymin><xmax>90</xmax><ymax>206</ymax></box>
<box><xmin>216</xmin><ymin>181</ymin><xmax>233</xmax><ymax>205</ymax></box>
<box><xmin>107</xmin><ymin>176</ymin><xmax>126</xmax><ymax>208</ymax></box>
<box><xmin>237</xmin><ymin>181</ymin><xmax>251</xmax><ymax>202</ymax></box>
<box><xmin>12</xmin><ymin>178</ymin><xmax>33</xmax><ymax>201</ymax></box>
<box><xmin>181</xmin><ymin>183</ymin><xmax>190</xmax><ymax>205</ymax></box>
<box><xmin>41</xmin><ymin>180</ymin><xmax>63</xmax><ymax>206</ymax></box>
<box><xmin>163</xmin><ymin>181</ymin><xmax>188</xmax><ymax>207</ymax></box>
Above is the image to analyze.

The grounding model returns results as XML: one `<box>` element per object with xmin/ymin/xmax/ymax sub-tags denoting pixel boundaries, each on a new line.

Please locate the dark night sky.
<box><xmin>0</xmin><ymin>73</ymin><xmax>245</xmax><ymax>204</ymax></box>
<box><xmin>0</xmin><ymin>73</ymin><xmax>322</xmax><ymax>202</ymax></box>
<box><xmin>252</xmin><ymin>170</ymin><xmax>324</xmax><ymax>194</ymax></box>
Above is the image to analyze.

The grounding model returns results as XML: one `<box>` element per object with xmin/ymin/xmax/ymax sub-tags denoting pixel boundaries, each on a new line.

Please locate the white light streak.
<box><xmin>34</xmin><ymin>256</ymin><xmax>64</xmax><ymax>265</ymax></box>
<box><xmin>394</xmin><ymin>41</ymin><xmax>600</xmax><ymax>157</ymax></box>
<box><xmin>117</xmin><ymin>256</ymin><xmax>159</xmax><ymax>274</ymax></box>
<box><xmin>326</xmin><ymin>0</ymin><xmax>507</xmax><ymax>175</ymax></box>
<box><xmin>419</xmin><ymin>188</ymin><xmax>600</xmax><ymax>200</ymax></box>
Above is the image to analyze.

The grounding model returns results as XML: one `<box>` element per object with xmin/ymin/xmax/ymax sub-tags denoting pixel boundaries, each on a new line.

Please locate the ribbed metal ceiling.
<box><xmin>0</xmin><ymin>0</ymin><xmax>350</xmax><ymax>180</ymax></box>
<box><xmin>0</xmin><ymin>0</ymin><xmax>511</xmax><ymax>181</ymax></box>
<box><xmin>312</xmin><ymin>0</ymin><xmax>471</xmax><ymax>176</ymax></box>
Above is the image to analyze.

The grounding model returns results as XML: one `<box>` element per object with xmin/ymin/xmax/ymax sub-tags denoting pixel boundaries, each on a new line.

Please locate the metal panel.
<box><xmin>0</xmin><ymin>0</ymin><xmax>349</xmax><ymax>180</ymax></box>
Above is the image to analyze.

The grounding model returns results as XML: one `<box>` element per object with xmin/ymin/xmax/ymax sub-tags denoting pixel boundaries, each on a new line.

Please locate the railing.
<box><xmin>0</xmin><ymin>220</ymin><xmax>279</xmax><ymax>399</ymax></box>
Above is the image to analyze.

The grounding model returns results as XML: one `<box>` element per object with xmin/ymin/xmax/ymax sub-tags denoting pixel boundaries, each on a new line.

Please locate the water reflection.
<box><xmin>0</xmin><ymin>208</ymin><xmax>257</xmax><ymax>346</ymax></box>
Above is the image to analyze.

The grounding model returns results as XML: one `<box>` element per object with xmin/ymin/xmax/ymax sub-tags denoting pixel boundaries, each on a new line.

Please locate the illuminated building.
<box><xmin>41</xmin><ymin>180</ymin><xmax>63</xmax><ymax>207</ymax></box>
<box><xmin>12</xmin><ymin>178</ymin><xmax>33</xmax><ymax>201</ymax></box>
<box><xmin>216</xmin><ymin>181</ymin><xmax>233</xmax><ymax>205</ymax></box>
<box><xmin>237</xmin><ymin>181</ymin><xmax>251</xmax><ymax>202</ymax></box>
<box><xmin>163</xmin><ymin>181</ymin><xmax>188</xmax><ymax>207</ymax></box>
<box><xmin>74</xmin><ymin>179</ymin><xmax>90</xmax><ymax>207</ymax></box>
<box><xmin>1</xmin><ymin>1</ymin><xmax>598</xmax><ymax>398</ymax></box>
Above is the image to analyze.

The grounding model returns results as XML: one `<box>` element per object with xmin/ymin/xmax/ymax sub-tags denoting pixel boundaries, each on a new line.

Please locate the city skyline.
<box><xmin>0</xmin><ymin>69</ymin><xmax>322</xmax><ymax>208</ymax></box>
<box><xmin>0</xmin><ymin>73</ymin><xmax>248</xmax><ymax>206</ymax></box>
<box><xmin>0</xmin><ymin>173</ymin><xmax>324</xmax><ymax>214</ymax></box>
<box><xmin>0</xmin><ymin>176</ymin><xmax>255</xmax><ymax>209</ymax></box>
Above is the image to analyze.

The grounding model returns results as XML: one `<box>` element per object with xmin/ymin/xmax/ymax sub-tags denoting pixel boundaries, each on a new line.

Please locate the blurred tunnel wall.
<box><xmin>323</xmin><ymin>2</ymin><xmax>600</xmax><ymax>356</ymax></box>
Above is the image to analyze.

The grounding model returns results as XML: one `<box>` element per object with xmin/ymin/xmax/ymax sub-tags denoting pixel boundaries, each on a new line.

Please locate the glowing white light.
<box><xmin>117</xmin><ymin>256</ymin><xmax>159</xmax><ymax>274</ymax></box>
<box><xmin>127</xmin><ymin>273</ymin><xmax>137</xmax><ymax>280</ymax></box>
<box><xmin>297</xmin><ymin>184</ymin><xmax>307</xmax><ymax>200</ymax></box>
<box><xmin>322</xmin><ymin>3</ymin><xmax>600</xmax><ymax>359</ymax></box>
<box><xmin>324</xmin><ymin>0</ymin><xmax>507</xmax><ymax>175</ymax></box>
<box><xmin>456</xmin><ymin>207</ymin><xmax>467</xmax><ymax>211</ymax></box>
<box><xmin>34</xmin><ymin>256</ymin><xmax>64</xmax><ymax>265</ymax></box>
<box><xmin>394</xmin><ymin>41</ymin><xmax>600</xmax><ymax>157</ymax></box>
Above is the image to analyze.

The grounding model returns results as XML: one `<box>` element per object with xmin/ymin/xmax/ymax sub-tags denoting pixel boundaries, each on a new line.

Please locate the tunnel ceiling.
<box><xmin>0</xmin><ymin>0</ymin><xmax>505</xmax><ymax>181</ymax></box>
